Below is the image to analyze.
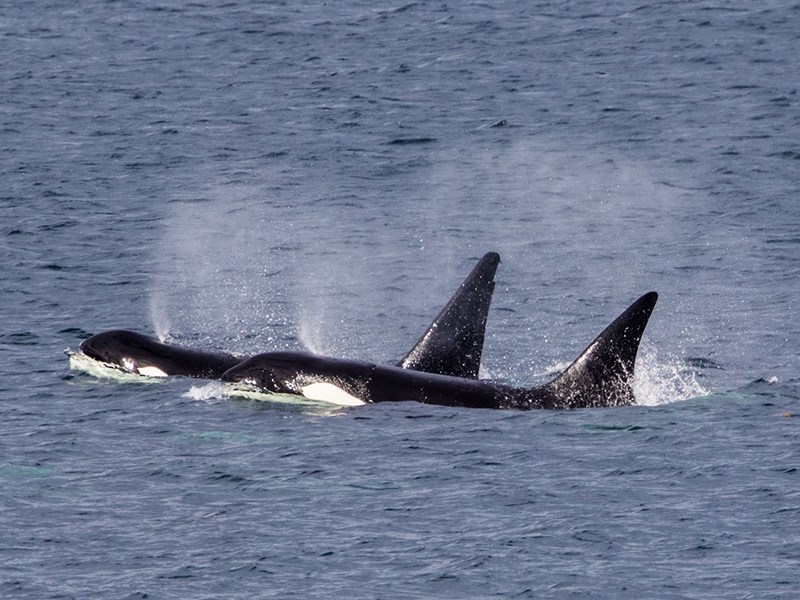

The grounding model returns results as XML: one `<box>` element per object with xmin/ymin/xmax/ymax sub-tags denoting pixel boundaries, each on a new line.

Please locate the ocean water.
<box><xmin>2</xmin><ymin>1</ymin><xmax>799</xmax><ymax>598</ymax></box>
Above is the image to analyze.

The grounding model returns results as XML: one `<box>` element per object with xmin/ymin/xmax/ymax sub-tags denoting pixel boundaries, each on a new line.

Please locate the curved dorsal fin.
<box><xmin>398</xmin><ymin>252</ymin><xmax>500</xmax><ymax>379</ymax></box>
<box><xmin>543</xmin><ymin>292</ymin><xmax>658</xmax><ymax>407</ymax></box>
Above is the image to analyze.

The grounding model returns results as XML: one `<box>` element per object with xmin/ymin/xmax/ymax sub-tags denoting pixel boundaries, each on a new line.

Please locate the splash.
<box><xmin>532</xmin><ymin>360</ymin><xmax>572</xmax><ymax>380</ymax></box>
<box><xmin>483</xmin><ymin>349</ymin><xmax>704</xmax><ymax>407</ymax></box>
<box><xmin>67</xmin><ymin>352</ymin><xmax>163</xmax><ymax>383</ymax></box>
<box><xmin>634</xmin><ymin>344</ymin><xmax>709</xmax><ymax>406</ymax></box>
<box><xmin>183</xmin><ymin>381</ymin><xmax>228</xmax><ymax>402</ymax></box>
<box><xmin>222</xmin><ymin>385</ymin><xmax>351</xmax><ymax>416</ymax></box>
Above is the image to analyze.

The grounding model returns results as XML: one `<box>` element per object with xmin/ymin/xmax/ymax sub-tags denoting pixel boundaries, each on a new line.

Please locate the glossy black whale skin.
<box><xmin>221</xmin><ymin>292</ymin><xmax>659</xmax><ymax>410</ymax></box>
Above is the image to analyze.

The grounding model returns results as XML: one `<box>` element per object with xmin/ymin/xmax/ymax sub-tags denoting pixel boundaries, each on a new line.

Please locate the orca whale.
<box><xmin>74</xmin><ymin>252</ymin><xmax>500</xmax><ymax>380</ymax></box>
<box><xmin>220</xmin><ymin>292</ymin><xmax>658</xmax><ymax>409</ymax></box>
<box><xmin>76</xmin><ymin>330</ymin><xmax>242</xmax><ymax>379</ymax></box>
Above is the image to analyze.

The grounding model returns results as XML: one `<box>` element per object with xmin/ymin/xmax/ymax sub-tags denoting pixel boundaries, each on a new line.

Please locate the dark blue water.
<box><xmin>2</xmin><ymin>1</ymin><xmax>799</xmax><ymax>598</ymax></box>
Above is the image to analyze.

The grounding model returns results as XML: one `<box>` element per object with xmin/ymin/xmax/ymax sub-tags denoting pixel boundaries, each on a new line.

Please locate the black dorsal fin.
<box><xmin>398</xmin><ymin>252</ymin><xmax>500</xmax><ymax>379</ymax></box>
<box><xmin>542</xmin><ymin>292</ymin><xmax>658</xmax><ymax>407</ymax></box>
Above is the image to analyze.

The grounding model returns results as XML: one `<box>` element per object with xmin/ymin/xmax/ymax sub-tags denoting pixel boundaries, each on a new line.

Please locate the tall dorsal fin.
<box><xmin>398</xmin><ymin>252</ymin><xmax>500</xmax><ymax>379</ymax></box>
<box><xmin>542</xmin><ymin>292</ymin><xmax>658</xmax><ymax>407</ymax></box>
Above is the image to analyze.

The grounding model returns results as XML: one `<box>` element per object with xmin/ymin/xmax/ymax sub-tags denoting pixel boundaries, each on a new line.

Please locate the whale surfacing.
<box><xmin>72</xmin><ymin>252</ymin><xmax>501</xmax><ymax>382</ymax></box>
<box><xmin>77</xmin><ymin>330</ymin><xmax>242</xmax><ymax>379</ymax></box>
<box><xmin>222</xmin><ymin>292</ymin><xmax>658</xmax><ymax>410</ymax></box>
<box><xmin>72</xmin><ymin>251</ymin><xmax>659</xmax><ymax>411</ymax></box>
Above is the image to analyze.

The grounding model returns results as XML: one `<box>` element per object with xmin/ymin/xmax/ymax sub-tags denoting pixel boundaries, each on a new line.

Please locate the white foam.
<box><xmin>67</xmin><ymin>352</ymin><xmax>162</xmax><ymax>383</ymax></box>
<box><xmin>224</xmin><ymin>386</ymin><xmax>294</xmax><ymax>403</ymax></box>
<box><xmin>183</xmin><ymin>381</ymin><xmax>227</xmax><ymax>401</ymax></box>
<box><xmin>634</xmin><ymin>345</ymin><xmax>709</xmax><ymax>406</ymax></box>
<box><xmin>222</xmin><ymin>385</ymin><xmax>353</xmax><ymax>415</ymax></box>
